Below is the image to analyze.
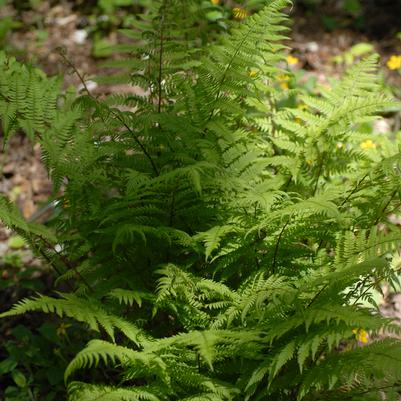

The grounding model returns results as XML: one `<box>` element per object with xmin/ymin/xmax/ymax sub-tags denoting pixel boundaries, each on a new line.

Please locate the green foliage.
<box><xmin>1</xmin><ymin>1</ymin><xmax>401</xmax><ymax>400</ymax></box>
<box><xmin>0</xmin><ymin>322</ymin><xmax>83</xmax><ymax>401</ymax></box>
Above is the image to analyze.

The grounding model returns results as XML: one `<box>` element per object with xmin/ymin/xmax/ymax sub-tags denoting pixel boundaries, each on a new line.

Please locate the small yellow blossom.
<box><xmin>277</xmin><ymin>74</ymin><xmax>289</xmax><ymax>82</ymax></box>
<box><xmin>62</xmin><ymin>198</ymin><xmax>70</xmax><ymax>209</ymax></box>
<box><xmin>297</xmin><ymin>103</ymin><xmax>309</xmax><ymax>110</ymax></box>
<box><xmin>233</xmin><ymin>7</ymin><xmax>248</xmax><ymax>20</ymax></box>
<box><xmin>248</xmin><ymin>69</ymin><xmax>258</xmax><ymax>77</ymax></box>
<box><xmin>336</xmin><ymin>142</ymin><xmax>344</xmax><ymax>149</ymax></box>
<box><xmin>386</xmin><ymin>55</ymin><xmax>401</xmax><ymax>70</ymax></box>
<box><xmin>57</xmin><ymin>322</ymin><xmax>72</xmax><ymax>337</ymax></box>
<box><xmin>352</xmin><ymin>328</ymin><xmax>369</xmax><ymax>344</ymax></box>
<box><xmin>360</xmin><ymin>139</ymin><xmax>376</xmax><ymax>150</ymax></box>
<box><xmin>306</xmin><ymin>159</ymin><xmax>313</xmax><ymax>166</ymax></box>
<box><xmin>9</xmin><ymin>186</ymin><xmax>22</xmax><ymax>202</ymax></box>
<box><xmin>286</xmin><ymin>55</ymin><xmax>299</xmax><ymax>66</ymax></box>
<box><xmin>280</xmin><ymin>82</ymin><xmax>289</xmax><ymax>90</ymax></box>
<box><xmin>210</xmin><ymin>0</ymin><xmax>219</xmax><ymax>4</ymax></box>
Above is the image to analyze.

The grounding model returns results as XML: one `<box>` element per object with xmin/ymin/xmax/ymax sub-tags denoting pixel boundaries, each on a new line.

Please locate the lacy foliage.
<box><xmin>1</xmin><ymin>1</ymin><xmax>401</xmax><ymax>400</ymax></box>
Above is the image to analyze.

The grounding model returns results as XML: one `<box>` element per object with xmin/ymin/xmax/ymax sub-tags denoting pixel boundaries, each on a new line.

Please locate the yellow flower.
<box><xmin>280</xmin><ymin>82</ymin><xmax>289</xmax><ymax>90</ymax></box>
<box><xmin>277</xmin><ymin>74</ymin><xmax>289</xmax><ymax>82</ymax></box>
<box><xmin>248</xmin><ymin>69</ymin><xmax>258</xmax><ymax>77</ymax></box>
<box><xmin>360</xmin><ymin>139</ymin><xmax>376</xmax><ymax>150</ymax></box>
<box><xmin>57</xmin><ymin>322</ymin><xmax>72</xmax><ymax>337</ymax></box>
<box><xmin>352</xmin><ymin>328</ymin><xmax>369</xmax><ymax>344</ymax></box>
<box><xmin>297</xmin><ymin>103</ymin><xmax>309</xmax><ymax>110</ymax></box>
<box><xmin>286</xmin><ymin>55</ymin><xmax>299</xmax><ymax>66</ymax></box>
<box><xmin>386</xmin><ymin>55</ymin><xmax>401</xmax><ymax>70</ymax></box>
<box><xmin>210</xmin><ymin>0</ymin><xmax>219</xmax><ymax>4</ymax></box>
<box><xmin>62</xmin><ymin>198</ymin><xmax>70</xmax><ymax>209</ymax></box>
<box><xmin>233</xmin><ymin>7</ymin><xmax>248</xmax><ymax>20</ymax></box>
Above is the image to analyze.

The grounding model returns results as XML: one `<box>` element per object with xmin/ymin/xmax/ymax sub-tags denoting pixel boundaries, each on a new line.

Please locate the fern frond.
<box><xmin>68</xmin><ymin>382</ymin><xmax>160</xmax><ymax>401</ymax></box>
<box><xmin>0</xmin><ymin>293</ymin><xmax>145</xmax><ymax>344</ymax></box>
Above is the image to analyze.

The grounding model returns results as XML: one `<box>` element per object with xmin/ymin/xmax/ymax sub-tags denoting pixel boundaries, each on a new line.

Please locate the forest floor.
<box><xmin>1</xmin><ymin>0</ymin><xmax>401</xmax><ymax>317</ymax></box>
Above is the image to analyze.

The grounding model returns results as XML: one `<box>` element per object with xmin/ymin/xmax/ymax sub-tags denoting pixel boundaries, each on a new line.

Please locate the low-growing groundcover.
<box><xmin>1</xmin><ymin>0</ymin><xmax>401</xmax><ymax>400</ymax></box>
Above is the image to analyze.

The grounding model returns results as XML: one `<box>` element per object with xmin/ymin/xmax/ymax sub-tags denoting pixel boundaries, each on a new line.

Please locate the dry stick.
<box><xmin>58</xmin><ymin>50</ymin><xmax>159</xmax><ymax>176</ymax></box>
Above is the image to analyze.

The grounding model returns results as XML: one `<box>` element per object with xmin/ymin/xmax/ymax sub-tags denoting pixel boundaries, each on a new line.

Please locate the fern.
<box><xmin>0</xmin><ymin>293</ymin><xmax>146</xmax><ymax>344</ymax></box>
<box><xmin>1</xmin><ymin>1</ymin><xmax>401</xmax><ymax>400</ymax></box>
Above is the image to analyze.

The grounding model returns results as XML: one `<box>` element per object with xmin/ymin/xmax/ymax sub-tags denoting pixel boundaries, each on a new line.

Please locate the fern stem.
<box><xmin>306</xmin><ymin>283</ymin><xmax>328</xmax><ymax>309</ymax></box>
<box><xmin>58</xmin><ymin>51</ymin><xmax>159</xmax><ymax>176</ymax></box>
<box><xmin>157</xmin><ymin>4</ymin><xmax>166</xmax><ymax>114</ymax></box>
<box><xmin>21</xmin><ymin>230</ymin><xmax>66</xmax><ymax>282</ymax></box>
<box><xmin>169</xmin><ymin>184</ymin><xmax>177</xmax><ymax>227</ymax></box>
<box><xmin>374</xmin><ymin>188</ymin><xmax>397</xmax><ymax>225</ymax></box>
<box><xmin>40</xmin><ymin>235</ymin><xmax>94</xmax><ymax>293</ymax></box>
<box><xmin>37</xmin><ymin>248</ymin><xmax>65</xmax><ymax>281</ymax></box>
<box><xmin>57</xmin><ymin>49</ymin><xmax>91</xmax><ymax>96</ymax></box>
<box><xmin>341</xmin><ymin>381</ymin><xmax>401</xmax><ymax>399</ymax></box>
<box><xmin>36</xmin><ymin>247</ymin><xmax>75</xmax><ymax>291</ymax></box>
<box><xmin>207</xmin><ymin>23</ymin><xmax>253</xmax><ymax>122</ymax></box>
<box><xmin>272</xmin><ymin>217</ymin><xmax>291</xmax><ymax>273</ymax></box>
<box><xmin>313</xmin><ymin>155</ymin><xmax>324</xmax><ymax>196</ymax></box>
<box><xmin>113</xmin><ymin>111</ymin><xmax>160</xmax><ymax>175</ymax></box>
<box><xmin>315</xmin><ymin>174</ymin><xmax>370</xmax><ymax>256</ymax></box>
<box><xmin>340</xmin><ymin>173</ymin><xmax>369</xmax><ymax>207</ymax></box>
<box><xmin>57</xmin><ymin>249</ymin><xmax>95</xmax><ymax>293</ymax></box>
<box><xmin>351</xmin><ymin>279</ymin><xmax>380</xmax><ymax>306</ymax></box>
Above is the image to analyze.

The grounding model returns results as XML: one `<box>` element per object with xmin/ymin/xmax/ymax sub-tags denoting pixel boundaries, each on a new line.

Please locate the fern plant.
<box><xmin>1</xmin><ymin>0</ymin><xmax>401</xmax><ymax>400</ymax></box>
